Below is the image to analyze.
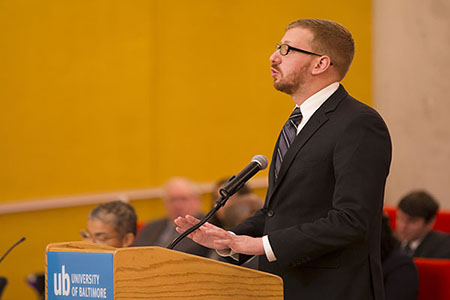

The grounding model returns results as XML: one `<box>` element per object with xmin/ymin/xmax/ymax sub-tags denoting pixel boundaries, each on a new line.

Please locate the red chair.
<box><xmin>433</xmin><ymin>211</ymin><xmax>450</xmax><ymax>233</ymax></box>
<box><xmin>136</xmin><ymin>220</ymin><xmax>145</xmax><ymax>235</ymax></box>
<box><xmin>383</xmin><ymin>206</ymin><xmax>397</xmax><ymax>229</ymax></box>
<box><xmin>414</xmin><ymin>258</ymin><xmax>450</xmax><ymax>300</ymax></box>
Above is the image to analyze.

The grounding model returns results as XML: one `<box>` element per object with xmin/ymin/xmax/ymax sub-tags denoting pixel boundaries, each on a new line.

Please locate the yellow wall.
<box><xmin>0</xmin><ymin>0</ymin><xmax>371</xmax><ymax>298</ymax></box>
<box><xmin>0</xmin><ymin>0</ymin><xmax>156</xmax><ymax>201</ymax></box>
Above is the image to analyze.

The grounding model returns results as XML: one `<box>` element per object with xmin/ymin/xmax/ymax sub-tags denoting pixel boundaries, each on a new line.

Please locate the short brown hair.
<box><xmin>287</xmin><ymin>19</ymin><xmax>355</xmax><ymax>79</ymax></box>
<box><xmin>398</xmin><ymin>190</ymin><xmax>439</xmax><ymax>223</ymax></box>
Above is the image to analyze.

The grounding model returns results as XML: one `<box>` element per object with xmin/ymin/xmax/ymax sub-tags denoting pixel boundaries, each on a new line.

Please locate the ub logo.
<box><xmin>53</xmin><ymin>265</ymin><xmax>70</xmax><ymax>296</ymax></box>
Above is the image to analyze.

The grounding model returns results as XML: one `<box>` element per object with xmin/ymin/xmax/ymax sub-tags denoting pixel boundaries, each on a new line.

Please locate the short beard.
<box><xmin>273</xmin><ymin>63</ymin><xmax>310</xmax><ymax>95</ymax></box>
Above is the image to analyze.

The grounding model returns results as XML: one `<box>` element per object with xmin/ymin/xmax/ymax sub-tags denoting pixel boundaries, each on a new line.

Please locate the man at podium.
<box><xmin>176</xmin><ymin>18</ymin><xmax>391</xmax><ymax>300</ymax></box>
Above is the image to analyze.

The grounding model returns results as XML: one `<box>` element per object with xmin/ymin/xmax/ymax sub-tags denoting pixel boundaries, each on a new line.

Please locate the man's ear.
<box><xmin>311</xmin><ymin>56</ymin><xmax>332</xmax><ymax>75</ymax></box>
<box><xmin>121</xmin><ymin>233</ymin><xmax>136</xmax><ymax>247</ymax></box>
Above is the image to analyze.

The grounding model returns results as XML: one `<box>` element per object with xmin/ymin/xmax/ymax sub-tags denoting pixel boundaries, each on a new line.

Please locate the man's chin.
<box><xmin>273</xmin><ymin>82</ymin><xmax>293</xmax><ymax>95</ymax></box>
<box><xmin>273</xmin><ymin>81</ymin><xmax>284</xmax><ymax>92</ymax></box>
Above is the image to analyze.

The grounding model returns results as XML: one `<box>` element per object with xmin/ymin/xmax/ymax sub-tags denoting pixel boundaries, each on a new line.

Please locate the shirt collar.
<box><xmin>402</xmin><ymin>236</ymin><xmax>426</xmax><ymax>252</ymax></box>
<box><xmin>295</xmin><ymin>82</ymin><xmax>339</xmax><ymax>134</ymax></box>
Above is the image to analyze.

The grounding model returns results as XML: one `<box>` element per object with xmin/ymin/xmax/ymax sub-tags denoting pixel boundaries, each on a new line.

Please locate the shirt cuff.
<box><xmin>262</xmin><ymin>235</ymin><xmax>277</xmax><ymax>262</ymax></box>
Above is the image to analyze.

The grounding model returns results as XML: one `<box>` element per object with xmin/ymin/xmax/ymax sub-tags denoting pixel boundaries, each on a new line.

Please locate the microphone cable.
<box><xmin>0</xmin><ymin>237</ymin><xmax>26</xmax><ymax>264</ymax></box>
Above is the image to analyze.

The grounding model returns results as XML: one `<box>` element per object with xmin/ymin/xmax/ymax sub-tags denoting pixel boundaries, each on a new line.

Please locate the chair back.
<box><xmin>414</xmin><ymin>258</ymin><xmax>450</xmax><ymax>300</ymax></box>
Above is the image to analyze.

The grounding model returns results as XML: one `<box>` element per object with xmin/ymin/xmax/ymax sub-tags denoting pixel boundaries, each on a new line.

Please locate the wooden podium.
<box><xmin>46</xmin><ymin>242</ymin><xmax>283</xmax><ymax>300</ymax></box>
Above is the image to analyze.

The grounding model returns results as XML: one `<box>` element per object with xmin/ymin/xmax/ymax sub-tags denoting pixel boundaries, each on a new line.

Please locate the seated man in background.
<box><xmin>381</xmin><ymin>215</ymin><xmax>418</xmax><ymax>300</ymax></box>
<box><xmin>135</xmin><ymin>177</ymin><xmax>210</xmax><ymax>257</ymax></box>
<box><xmin>221</xmin><ymin>193</ymin><xmax>263</xmax><ymax>230</ymax></box>
<box><xmin>396</xmin><ymin>190</ymin><xmax>450</xmax><ymax>258</ymax></box>
<box><xmin>81</xmin><ymin>200</ymin><xmax>137</xmax><ymax>248</ymax></box>
<box><xmin>208</xmin><ymin>177</ymin><xmax>251</xmax><ymax>228</ymax></box>
<box><xmin>218</xmin><ymin>193</ymin><xmax>264</xmax><ymax>269</ymax></box>
<box><xmin>28</xmin><ymin>200</ymin><xmax>137</xmax><ymax>299</ymax></box>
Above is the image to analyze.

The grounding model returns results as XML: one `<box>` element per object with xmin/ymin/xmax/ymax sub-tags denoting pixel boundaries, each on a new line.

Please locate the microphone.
<box><xmin>167</xmin><ymin>155</ymin><xmax>267</xmax><ymax>250</ymax></box>
<box><xmin>219</xmin><ymin>155</ymin><xmax>268</xmax><ymax>199</ymax></box>
<box><xmin>0</xmin><ymin>237</ymin><xmax>26</xmax><ymax>264</ymax></box>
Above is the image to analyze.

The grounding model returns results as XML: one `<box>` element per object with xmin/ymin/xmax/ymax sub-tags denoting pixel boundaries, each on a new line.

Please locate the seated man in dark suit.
<box><xmin>221</xmin><ymin>193</ymin><xmax>263</xmax><ymax>230</ymax></box>
<box><xmin>220</xmin><ymin>193</ymin><xmax>264</xmax><ymax>269</ymax></box>
<box><xmin>381</xmin><ymin>215</ymin><xmax>418</xmax><ymax>300</ymax></box>
<box><xmin>208</xmin><ymin>177</ymin><xmax>251</xmax><ymax>228</ymax></box>
<box><xmin>396</xmin><ymin>190</ymin><xmax>450</xmax><ymax>258</ymax></box>
<box><xmin>135</xmin><ymin>177</ymin><xmax>210</xmax><ymax>257</ymax></box>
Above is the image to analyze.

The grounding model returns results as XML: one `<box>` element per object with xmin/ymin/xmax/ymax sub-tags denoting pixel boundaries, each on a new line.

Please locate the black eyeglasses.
<box><xmin>80</xmin><ymin>229</ymin><xmax>120</xmax><ymax>244</ymax></box>
<box><xmin>276</xmin><ymin>43</ymin><xmax>333</xmax><ymax>65</ymax></box>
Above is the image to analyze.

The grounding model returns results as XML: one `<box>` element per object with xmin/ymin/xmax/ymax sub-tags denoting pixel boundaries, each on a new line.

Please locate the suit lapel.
<box><xmin>267</xmin><ymin>85</ymin><xmax>348</xmax><ymax>205</ymax></box>
<box><xmin>412</xmin><ymin>231</ymin><xmax>432</xmax><ymax>257</ymax></box>
<box><xmin>266</xmin><ymin>133</ymin><xmax>280</xmax><ymax>205</ymax></box>
<box><xmin>150</xmin><ymin>219</ymin><xmax>171</xmax><ymax>244</ymax></box>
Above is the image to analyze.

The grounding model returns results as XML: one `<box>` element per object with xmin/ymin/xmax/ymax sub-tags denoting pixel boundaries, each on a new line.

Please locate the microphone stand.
<box><xmin>167</xmin><ymin>192</ymin><xmax>231</xmax><ymax>250</ymax></box>
<box><xmin>167</xmin><ymin>155</ymin><xmax>267</xmax><ymax>250</ymax></box>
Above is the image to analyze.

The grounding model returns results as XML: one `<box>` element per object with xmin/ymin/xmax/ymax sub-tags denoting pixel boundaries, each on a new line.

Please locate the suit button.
<box><xmin>267</xmin><ymin>210</ymin><xmax>274</xmax><ymax>217</ymax></box>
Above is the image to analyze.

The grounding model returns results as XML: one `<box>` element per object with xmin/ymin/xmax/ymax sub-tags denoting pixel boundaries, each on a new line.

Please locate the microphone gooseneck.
<box><xmin>0</xmin><ymin>237</ymin><xmax>26</xmax><ymax>264</ymax></box>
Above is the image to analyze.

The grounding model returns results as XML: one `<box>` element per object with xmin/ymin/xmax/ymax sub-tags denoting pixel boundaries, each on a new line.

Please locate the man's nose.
<box><xmin>270</xmin><ymin>51</ymin><xmax>281</xmax><ymax>64</ymax></box>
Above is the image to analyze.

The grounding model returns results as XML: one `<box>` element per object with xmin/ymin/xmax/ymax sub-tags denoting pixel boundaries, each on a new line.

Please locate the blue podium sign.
<box><xmin>47</xmin><ymin>252</ymin><xmax>113</xmax><ymax>300</ymax></box>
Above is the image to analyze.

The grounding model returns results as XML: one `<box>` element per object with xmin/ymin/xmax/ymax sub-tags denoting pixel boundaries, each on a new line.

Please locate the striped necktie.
<box><xmin>404</xmin><ymin>243</ymin><xmax>413</xmax><ymax>256</ymax></box>
<box><xmin>275</xmin><ymin>107</ymin><xmax>302</xmax><ymax>180</ymax></box>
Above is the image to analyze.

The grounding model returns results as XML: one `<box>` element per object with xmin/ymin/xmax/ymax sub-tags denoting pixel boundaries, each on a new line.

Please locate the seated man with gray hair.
<box><xmin>135</xmin><ymin>177</ymin><xmax>210</xmax><ymax>257</ymax></box>
<box><xmin>81</xmin><ymin>200</ymin><xmax>137</xmax><ymax>248</ymax></box>
<box><xmin>28</xmin><ymin>200</ymin><xmax>137</xmax><ymax>299</ymax></box>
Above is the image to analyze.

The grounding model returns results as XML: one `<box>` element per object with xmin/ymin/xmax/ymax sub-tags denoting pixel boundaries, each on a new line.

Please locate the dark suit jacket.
<box><xmin>232</xmin><ymin>85</ymin><xmax>392</xmax><ymax>300</ymax></box>
<box><xmin>413</xmin><ymin>231</ymin><xmax>450</xmax><ymax>259</ymax></box>
<box><xmin>135</xmin><ymin>217</ymin><xmax>211</xmax><ymax>258</ymax></box>
<box><xmin>383</xmin><ymin>249</ymin><xmax>418</xmax><ymax>300</ymax></box>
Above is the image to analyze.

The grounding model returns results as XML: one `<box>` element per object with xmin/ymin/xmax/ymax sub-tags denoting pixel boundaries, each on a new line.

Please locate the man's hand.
<box><xmin>174</xmin><ymin>215</ymin><xmax>231</xmax><ymax>250</ymax></box>
<box><xmin>214</xmin><ymin>234</ymin><xmax>265</xmax><ymax>256</ymax></box>
<box><xmin>174</xmin><ymin>215</ymin><xmax>265</xmax><ymax>256</ymax></box>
